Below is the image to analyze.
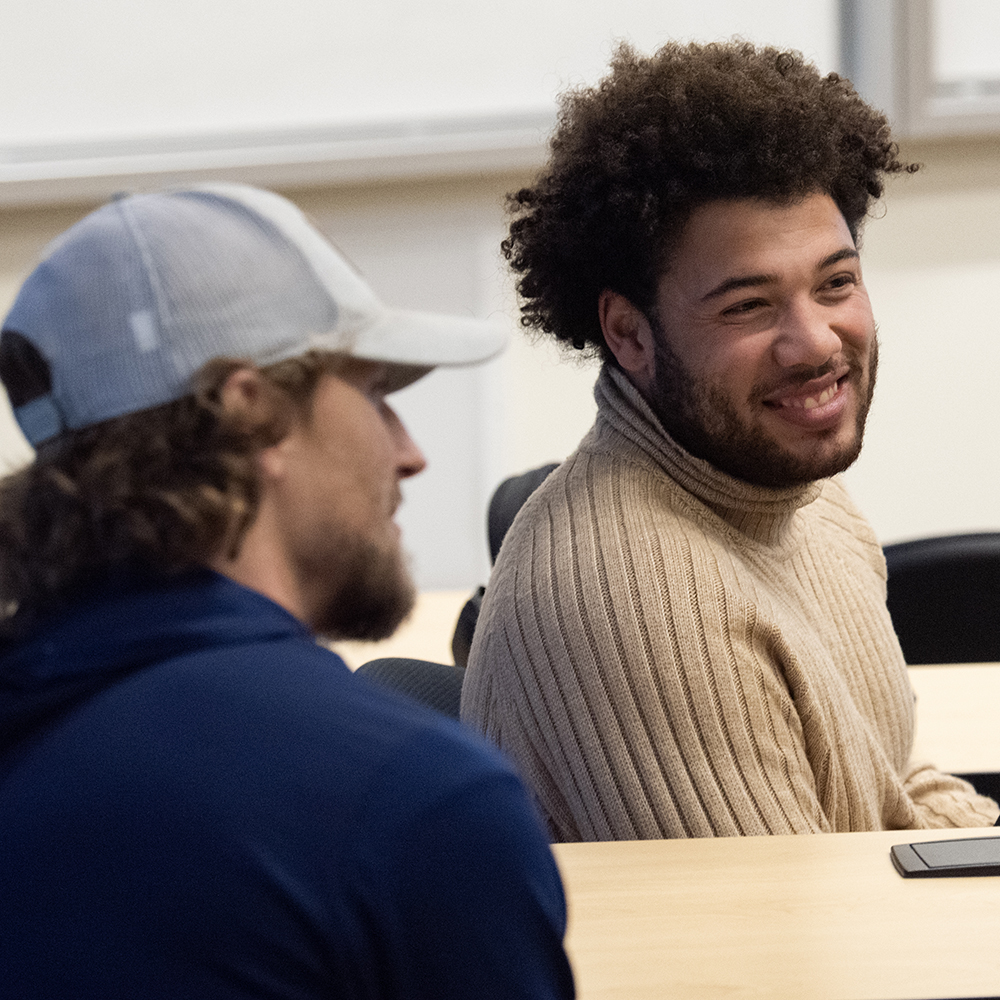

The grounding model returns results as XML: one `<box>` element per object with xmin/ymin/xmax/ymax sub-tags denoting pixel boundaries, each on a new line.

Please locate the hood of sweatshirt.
<box><xmin>0</xmin><ymin>568</ymin><xmax>311</xmax><ymax>760</ymax></box>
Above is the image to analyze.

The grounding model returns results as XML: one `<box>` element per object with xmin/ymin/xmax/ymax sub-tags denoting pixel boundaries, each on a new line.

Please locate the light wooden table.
<box><xmin>909</xmin><ymin>663</ymin><xmax>1000</xmax><ymax>775</ymax></box>
<box><xmin>331</xmin><ymin>598</ymin><xmax>1000</xmax><ymax>781</ymax></box>
<box><xmin>333</xmin><ymin>597</ymin><xmax>1000</xmax><ymax>773</ymax></box>
<box><xmin>554</xmin><ymin>826</ymin><xmax>1000</xmax><ymax>1000</ymax></box>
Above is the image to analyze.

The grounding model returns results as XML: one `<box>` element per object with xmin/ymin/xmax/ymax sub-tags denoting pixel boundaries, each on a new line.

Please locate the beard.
<box><xmin>645</xmin><ymin>320</ymin><xmax>878</xmax><ymax>489</ymax></box>
<box><xmin>310</xmin><ymin>532</ymin><xmax>416</xmax><ymax>643</ymax></box>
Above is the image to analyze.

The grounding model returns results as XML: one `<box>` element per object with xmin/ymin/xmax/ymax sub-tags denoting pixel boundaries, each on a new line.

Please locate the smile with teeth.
<box><xmin>783</xmin><ymin>383</ymin><xmax>839</xmax><ymax>410</ymax></box>
<box><xmin>766</xmin><ymin>373</ymin><xmax>849</xmax><ymax>411</ymax></box>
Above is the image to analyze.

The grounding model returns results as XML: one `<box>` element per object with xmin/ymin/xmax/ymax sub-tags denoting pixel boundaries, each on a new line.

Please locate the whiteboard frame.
<box><xmin>841</xmin><ymin>0</ymin><xmax>1000</xmax><ymax>138</ymax></box>
<box><xmin>0</xmin><ymin>109</ymin><xmax>554</xmax><ymax>208</ymax></box>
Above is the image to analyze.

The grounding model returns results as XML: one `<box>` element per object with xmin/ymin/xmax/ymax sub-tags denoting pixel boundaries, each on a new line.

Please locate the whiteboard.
<box><xmin>934</xmin><ymin>0</ymin><xmax>1000</xmax><ymax>83</ymax></box>
<box><xmin>0</xmin><ymin>0</ymin><xmax>836</xmax><ymax>202</ymax></box>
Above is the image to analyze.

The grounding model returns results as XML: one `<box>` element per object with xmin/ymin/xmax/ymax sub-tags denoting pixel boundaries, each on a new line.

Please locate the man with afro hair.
<box><xmin>461</xmin><ymin>40</ymin><xmax>999</xmax><ymax>841</ymax></box>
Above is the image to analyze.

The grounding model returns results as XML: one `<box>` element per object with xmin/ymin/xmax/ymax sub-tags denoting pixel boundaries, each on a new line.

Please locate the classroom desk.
<box><xmin>909</xmin><ymin>663</ymin><xmax>1000</xmax><ymax>775</ymax></box>
<box><xmin>333</xmin><ymin>595</ymin><xmax>1000</xmax><ymax>769</ymax></box>
<box><xmin>553</xmin><ymin>826</ymin><xmax>1000</xmax><ymax>1000</ymax></box>
<box><xmin>335</xmin><ymin>602</ymin><xmax>1000</xmax><ymax>996</ymax></box>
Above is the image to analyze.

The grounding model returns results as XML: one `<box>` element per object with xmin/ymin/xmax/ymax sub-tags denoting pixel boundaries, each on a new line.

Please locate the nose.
<box><xmin>771</xmin><ymin>299</ymin><xmax>843</xmax><ymax>369</ymax></box>
<box><xmin>385</xmin><ymin>403</ymin><xmax>427</xmax><ymax>479</ymax></box>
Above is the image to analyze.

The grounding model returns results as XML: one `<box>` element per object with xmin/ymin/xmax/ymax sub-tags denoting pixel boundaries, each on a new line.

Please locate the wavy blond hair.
<box><xmin>0</xmin><ymin>350</ymin><xmax>338</xmax><ymax>628</ymax></box>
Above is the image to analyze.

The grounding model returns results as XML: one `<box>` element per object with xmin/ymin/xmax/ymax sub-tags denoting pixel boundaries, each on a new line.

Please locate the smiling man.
<box><xmin>461</xmin><ymin>41</ymin><xmax>999</xmax><ymax>841</ymax></box>
<box><xmin>0</xmin><ymin>185</ymin><xmax>574</xmax><ymax>998</ymax></box>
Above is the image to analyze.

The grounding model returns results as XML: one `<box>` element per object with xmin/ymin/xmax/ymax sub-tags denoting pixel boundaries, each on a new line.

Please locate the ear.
<box><xmin>599</xmin><ymin>290</ymin><xmax>657</xmax><ymax>392</ymax></box>
<box><xmin>216</xmin><ymin>367</ymin><xmax>289</xmax><ymax>480</ymax></box>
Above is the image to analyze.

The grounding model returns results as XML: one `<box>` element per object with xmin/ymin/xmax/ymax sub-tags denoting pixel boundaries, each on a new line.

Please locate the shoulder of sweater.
<box><xmin>502</xmin><ymin>454</ymin><xmax>885</xmax><ymax>567</ymax></box>
<box><xmin>494</xmin><ymin>445</ymin><xmax>723</xmax><ymax>571</ymax></box>
<box><xmin>813</xmin><ymin>477</ymin><xmax>881</xmax><ymax>542</ymax></box>
<box><xmin>810</xmin><ymin>477</ymin><xmax>887</xmax><ymax>578</ymax></box>
<box><xmin>521</xmin><ymin>444</ymin><xmax>693</xmax><ymax>522</ymax></box>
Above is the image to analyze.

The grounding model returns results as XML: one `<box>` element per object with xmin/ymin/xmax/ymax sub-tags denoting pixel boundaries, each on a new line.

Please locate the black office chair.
<box><xmin>487</xmin><ymin>463</ymin><xmax>559</xmax><ymax>564</ymax></box>
<box><xmin>451</xmin><ymin>463</ymin><xmax>559</xmax><ymax>667</ymax></box>
<box><xmin>883</xmin><ymin>532</ymin><xmax>1000</xmax><ymax>665</ymax></box>
<box><xmin>883</xmin><ymin>532</ymin><xmax>1000</xmax><ymax>804</ymax></box>
<box><xmin>355</xmin><ymin>657</ymin><xmax>465</xmax><ymax>720</ymax></box>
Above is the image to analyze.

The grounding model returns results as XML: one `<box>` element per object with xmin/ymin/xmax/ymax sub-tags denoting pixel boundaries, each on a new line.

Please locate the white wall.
<box><xmin>840</xmin><ymin>135</ymin><xmax>1000</xmax><ymax>544</ymax></box>
<box><xmin>0</xmin><ymin>0</ymin><xmax>840</xmax><ymax>592</ymax></box>
<box><xmin>1</xmin><ymin>1</ymin><xmax>836</xmax><ymax>145</ymax></box>
<box><xmin>934</xmin><ymin>0</ymin><xmax>1000</xmax><ymax>81</ymax></box>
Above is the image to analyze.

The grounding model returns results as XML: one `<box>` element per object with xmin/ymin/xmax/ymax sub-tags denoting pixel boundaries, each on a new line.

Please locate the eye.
<box><xmin>359</xmin><ymin>365</ymin><xmax>393</xmax><ymax>401</ymax></box>
<box><xmin>822</xmin><ymin>272</ymin><xmax>858</xmax><ymax>294</ymax></box>
<box><xmin>722</xmin><ymin>298</ymin><xmax>767</xmax><ymax>317</ymax></box>
<box><xmin>364</xmin><ymin>386</ymin><xmax>391</xmax><ymax>412</ymax></box>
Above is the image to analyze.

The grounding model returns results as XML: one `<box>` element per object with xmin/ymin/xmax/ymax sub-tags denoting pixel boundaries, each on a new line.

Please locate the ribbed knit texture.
<box><xmin>462</xmin><ymin>366</ymin><xmax>998</xmax><ymax>841</ymax></box>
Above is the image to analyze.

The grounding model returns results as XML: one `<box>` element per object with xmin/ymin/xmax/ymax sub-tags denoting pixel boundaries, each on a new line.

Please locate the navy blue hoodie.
<box><xmin>0</xmin><ymin>569</ymin><xmax>573</xmax><ymax>999</ymax></box>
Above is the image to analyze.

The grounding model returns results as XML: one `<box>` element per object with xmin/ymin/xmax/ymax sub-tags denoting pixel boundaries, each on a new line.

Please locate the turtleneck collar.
<box><xmin>591</xmin><ymin>364</ymin><xmax>824</xmax><ymax>545</ymax></box>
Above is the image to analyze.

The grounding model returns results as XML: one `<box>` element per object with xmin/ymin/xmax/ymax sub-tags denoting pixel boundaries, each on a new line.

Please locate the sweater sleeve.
<box><xmin>902</xmin><ymin>762</ymin><xmax>999</xmax><ymax>828</ymax></box>
<box><xmin>464</xmin><ymin>456</ymin><xmax>845</xmax><ymax>840</ymax></box>
<box><xmin>466</xmin><ymin>533</ymin><xmax>831</xmax><ymax>840</ymax></box>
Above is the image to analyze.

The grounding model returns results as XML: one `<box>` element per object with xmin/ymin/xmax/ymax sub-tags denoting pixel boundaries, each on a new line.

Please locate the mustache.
<box><xmin>750</xmin><ymin>356</ymin><xmax>859</xmax><ymax>402</ymax></box>
<box><xmin>754</xmin><ymin>332</ymin><xmax>880</xmax><ymax>401</ymax></box>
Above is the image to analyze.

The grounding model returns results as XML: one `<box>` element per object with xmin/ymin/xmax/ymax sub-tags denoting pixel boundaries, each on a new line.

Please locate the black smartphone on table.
<box><xmin>891</xmin><ymin>836</ymin><xmax>1000</xmax><ymax>877</ymax></box>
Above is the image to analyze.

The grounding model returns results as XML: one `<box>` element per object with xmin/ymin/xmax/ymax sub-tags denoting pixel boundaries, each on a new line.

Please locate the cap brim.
<box><xmin>345</xmin><ymin>308</ymin><xmax>509</xmax><ymax>370</ymax></box>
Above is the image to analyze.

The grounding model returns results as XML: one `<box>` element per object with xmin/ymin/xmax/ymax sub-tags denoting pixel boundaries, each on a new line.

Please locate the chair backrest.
<box><xmin>450</xmin><ymin>587</ymin><xmax>483</xmax><ymax>670</ymax></box>
<box><xmin>355</xmin><ymin>658</ymin><xmax>465</xmax><ymax>719</ymax></box>
<box><xmin>488</xmin><ymin>463</ymin><xmax>559</xmax><ymax>564</ymax></box>
<box><xmin>451</xmin><ymin>463</ymin><xmax>560</xmax><ymax>669</ymax></box>
<box><xmin>883</xmin><ymin>532</ymin><xmax>1000</xmax><ymax>664</ymax></box>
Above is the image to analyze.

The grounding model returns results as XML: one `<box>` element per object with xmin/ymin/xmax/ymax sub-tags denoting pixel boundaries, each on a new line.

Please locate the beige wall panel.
<box><xmin>842</xmin><ymin>135</ymin><xmax>1000</xmax><ymax>542</ymax></box>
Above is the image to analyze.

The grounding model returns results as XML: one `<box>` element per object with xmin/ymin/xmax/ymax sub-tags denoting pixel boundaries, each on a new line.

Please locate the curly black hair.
<box><xmin>503</xmin><ymin>40</ymin><xmax>916</xmax><ymax>360</ymax></box>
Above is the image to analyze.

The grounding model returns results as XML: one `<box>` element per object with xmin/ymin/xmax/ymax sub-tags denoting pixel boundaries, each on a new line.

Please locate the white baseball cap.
<box><xmin>1</xmin><ymin>183</ymin><xmax>508</xmax><ymax>445</ymax></box>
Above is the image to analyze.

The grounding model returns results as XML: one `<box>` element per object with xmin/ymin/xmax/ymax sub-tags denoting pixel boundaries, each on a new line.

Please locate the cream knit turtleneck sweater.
<box><xmin>461</xmin><ymin>366</ymin><xmax>998</xmax><ymax>841</ymax></box>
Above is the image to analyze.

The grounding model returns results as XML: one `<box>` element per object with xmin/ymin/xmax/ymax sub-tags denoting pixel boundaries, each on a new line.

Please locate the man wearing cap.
<box><xmin>0</xmin><ymin>184</ymin><xmax>574</xmax><ymax>999</ymax></box>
